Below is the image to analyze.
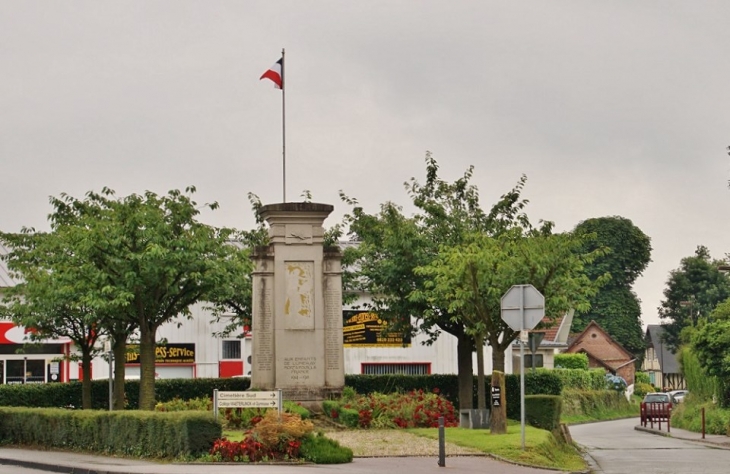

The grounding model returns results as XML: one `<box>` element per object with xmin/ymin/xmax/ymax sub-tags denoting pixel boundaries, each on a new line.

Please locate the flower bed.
<box><xmin>324</xmin><ymin>389</ymin><xmax>458</xmax><ymax>429</ymax></box>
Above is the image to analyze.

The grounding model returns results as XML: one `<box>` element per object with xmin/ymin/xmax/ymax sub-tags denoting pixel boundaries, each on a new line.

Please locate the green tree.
<box><xmin>573</xmin><ymin>216</ymin><xmax>651</xmax><ymax>358</ymax></box>
<box><xmin>691</xmin><ymin>319</ymin><xmax>730</xmax><ymax>406</ymax></box>
<box><xmin>341</xmin><ymin>153</ymin><xmax>575</xmax><ymax>409</ymax></box>
<box><xmin>4</xmin><ymin>187</ymin><xmax>250</xmax><ymax>410</ymax></box>
<box><xmin>0</xmin><ymin>230</ymin><xmax>105</xmax><ymax>409</ymax></box>
<box><xmin>658</xmin><ymin>246</ymin><xmax>730</xmax><ymax>351</ymax></box>
<box><xmin>413</xmin><ymin>227</ymin><xmax>603</xmax><ymax>409</ymax></box>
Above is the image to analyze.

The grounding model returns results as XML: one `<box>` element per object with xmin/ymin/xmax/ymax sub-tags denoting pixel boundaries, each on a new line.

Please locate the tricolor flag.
<box><xmin>260</xmin><ymin>58</ymin><xmax>283</xmax><ymax>89</ymax></box>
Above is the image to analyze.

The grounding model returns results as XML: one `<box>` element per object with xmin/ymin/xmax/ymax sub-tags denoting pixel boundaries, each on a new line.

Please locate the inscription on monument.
<box><xmin>282</xmin><ymin>356</ymin><xmax>317</xmax><ymax>383</ymax></box>
<box><xmin>324</xmin><ymin>285</ymin><xmax>342</xmax><ymax>371</ymax></box>
<box><xmin>256</xmin><ymin>284</ymin><xmax>273</xmax><ymax>372</ymax></box>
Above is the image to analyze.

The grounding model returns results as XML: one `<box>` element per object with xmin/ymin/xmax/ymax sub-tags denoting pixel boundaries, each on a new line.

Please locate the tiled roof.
<box><xmin>539</xmin><ymin>315</ymin><xmax>562</xmax><ymax>342</ymax></box>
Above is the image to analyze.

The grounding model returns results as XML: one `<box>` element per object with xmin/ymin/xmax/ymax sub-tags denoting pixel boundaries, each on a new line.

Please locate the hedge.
<box><xmin>525</xmin><ymin>395</ymin><xmax>562</xmax><ymax>431</ymax></box>
<box><xmin>0</xmin><ymin>373</ymin><xmax>563</xmax><ymax>419</ymax></box>
<box><xmin>345</xmin><ymin>373</ymin><xmax>561</xmax><ymax>418</ymax></box>
<box><xmin>554</xmin><ymin>353</ymin><xmax>589</xmax><ymax>370</ymax></box>
<box><xmin>560</xmin><ymin>389</ymin><xmax>632</xmax><ymax>417</ymax></box>
<box><xmin>546</xmin><ymin>368</ymin><xmax>606</xmax><ymax>392</ymax></box>
<box><xmin>0</xmin><ymin>407</ymin><xmax>221</xmax><ymax>457</ymax></box>
<box><xmin>0</xmin><ymin>377</ymin><xmax>250</xmax><ymax>410</ymax></box>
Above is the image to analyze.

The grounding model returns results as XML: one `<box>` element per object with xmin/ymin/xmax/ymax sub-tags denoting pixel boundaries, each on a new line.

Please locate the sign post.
<box><xmin>213</xmin><ymin>390</ymin><xmax>283</xmax><ymax>420</ymax></box>
<box><xmin>501</xmin><ymin>284</ymin><xmax>545</xmax><ymax>450</ymax></box>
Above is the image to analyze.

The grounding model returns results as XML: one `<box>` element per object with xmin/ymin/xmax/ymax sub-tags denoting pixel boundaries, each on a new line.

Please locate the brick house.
<box><xmin>564</xmin><ymin>320</ymin><xmax>636</xmax><ymax>385</ymax></box>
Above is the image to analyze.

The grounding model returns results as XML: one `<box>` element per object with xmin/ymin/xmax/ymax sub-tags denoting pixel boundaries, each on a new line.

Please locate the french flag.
<box><xmin>260</xmin><ymin>58</ymin><xmax>283</xmax><ymax>89</ymax></box>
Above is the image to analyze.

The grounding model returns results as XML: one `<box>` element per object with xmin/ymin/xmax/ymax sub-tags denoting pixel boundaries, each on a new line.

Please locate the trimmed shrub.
<box><xmin>0</xmin><ymin>407</ymin><xmax>221</xmax><ymax>457</ymax></box>
<box><xmin>338</xmin><ymin>408</ymin><xmax>360</xmax><ymax>428</ymax></box>
<box><xmin>525</xmin><ymin>395</ymin><xmax>562</xmax><ymax>431</ymax></box>
<box><xmin>0</xmin><ymin>377</ymin><xmax>251</xmax><ymax>410</ymax></box>
<box><xmin>549</xmin><ymin>368</ymin><xmax>606</xmax><ymax>392</ymax></box>
<box><xmin>554</xmin><ymin>353</ymin><xmax>589</xmax><ymax>370</ymax></box>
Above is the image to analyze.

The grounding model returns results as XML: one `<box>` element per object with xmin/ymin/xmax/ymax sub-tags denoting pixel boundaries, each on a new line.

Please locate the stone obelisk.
<box><xmin>250</xmin><ymin>203</ymin><xmax>344</xmax><ymax>407</ymax></box>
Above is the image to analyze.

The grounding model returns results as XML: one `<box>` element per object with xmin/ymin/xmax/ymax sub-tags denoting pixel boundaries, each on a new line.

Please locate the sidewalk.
<box><xmin>0</xmin><ymin>447</ymin><xmax>562</xmax><ymax>474</ymax></box>
<box><xmin>634</xmin><ymin>422</ymin><xmax>730</xmax><ymax>448</ymax></box>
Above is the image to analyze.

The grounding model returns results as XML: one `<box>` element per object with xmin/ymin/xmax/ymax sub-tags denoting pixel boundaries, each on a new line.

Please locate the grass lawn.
<box><xmin>407</xmin><ymin>422</ymin><xmax>586</xmax><ymax>472</ymax></box>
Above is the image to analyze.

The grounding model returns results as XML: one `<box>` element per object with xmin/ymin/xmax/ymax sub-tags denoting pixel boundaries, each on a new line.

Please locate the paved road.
<box><xmin>571</xmin><ymin>417</ymin><xmax>730</xmax><ymax>474</ymax></box>
<box><xmin>0</xmin><ymin>465</ymin><xmax>52</xmax><ymax>474</ymax></box>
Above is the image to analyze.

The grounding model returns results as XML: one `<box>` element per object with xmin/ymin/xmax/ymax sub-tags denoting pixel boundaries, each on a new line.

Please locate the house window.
<box><xmin>222</xmin><ymin>340</ymin><xmax>242</xmax><ymax>360</ymax></box>
<box><xmin>361</xmin><ymin>363</ymin><xmax>430</xmax><ymax>375</ymax></box>
<box><xmin>524</xmin><ymin>355</ymin><xmax>544</xmax><ymax>368</ymax></box>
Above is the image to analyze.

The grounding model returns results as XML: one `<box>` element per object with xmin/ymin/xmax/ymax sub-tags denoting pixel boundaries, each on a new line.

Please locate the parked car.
<box><xmin>668</xmin><ymin>390</ymin><xmax>688</xmax><ymax>403</ymax></box>
<box><xmin>640</xmin><ymin>392</ymin><xmax>674</xmax><ymax>424</ymax></box>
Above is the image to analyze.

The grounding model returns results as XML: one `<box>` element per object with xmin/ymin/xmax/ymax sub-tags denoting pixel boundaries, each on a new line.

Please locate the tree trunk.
<box><xmin>112</xmin><ymin>336</ymin><xmax>127</xmax><ymax>410</ymax></box>
<box><xmin>81</xmin><ymin>350</ymin><xmax>93</xmax><ymax>409</ymax></box>
<box><xmin>492</xmin><ymin>344</ymin><xmax>506</xmax><ymax>373</ymax></box>
<box><xmin>457</xmin><ymin>332</ymin><xmax>474</xmax><ymax>410</ymax></box>
<box><xmin>138</xmin><ymin>322</ymin><xmax>158</xmax><ymax>410</ymax></box>
<box><xmin>490</xmin><ymin>370</ymin><xmax>507</xmax><ymax>434</ymax></box>
<box><xmin>475</xmin><ymin>333</ymin><xmax>486</xmax><ymax>410</ymax></box>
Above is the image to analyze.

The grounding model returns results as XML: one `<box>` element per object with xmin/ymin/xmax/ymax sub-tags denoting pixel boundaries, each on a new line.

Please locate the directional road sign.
<box><xmin>213</xmin><ymin>389</ymin><xmax>282</xmax><ymax>415</ymax></box>
<box><xmin>500</xmin><ymin>284</ymin><xmax>545</xmax><ymax>332</ymax></box>
<box><xmin>217</xmin><ymin>391</ymin><xmax>278</xmax><ymax>400</ymax></box>
<box><xmin>218</xmin><ymin>399</ymin><xmax>279</xmax><ymax>409</ymax></box>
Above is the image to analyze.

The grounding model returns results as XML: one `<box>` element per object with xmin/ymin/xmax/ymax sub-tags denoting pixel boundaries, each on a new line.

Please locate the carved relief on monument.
<box><xmin>284</xmin><ymin>261</ymin><xmax>315</xmax><ymax>329</ymax></box>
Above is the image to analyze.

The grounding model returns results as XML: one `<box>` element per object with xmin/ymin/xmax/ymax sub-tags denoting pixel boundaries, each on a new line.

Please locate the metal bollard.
<box><xmin>702</xmin><ymin>407</ymin><xmax>706</xmax><ymax>439</ymax></box>
<box><xmin>438</xmin><ymin>416</ymin><xmax>445</xmax><ymax>467</ymax></box>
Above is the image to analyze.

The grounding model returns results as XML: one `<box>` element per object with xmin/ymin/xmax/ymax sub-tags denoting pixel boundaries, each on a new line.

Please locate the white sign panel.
<box><xmin>214</xmin><ymin>390</ymin><xmax>282</xmax><ymax>415</ymax></box>
<box><xmin>500</xmin><ymin>284</ymin><xmax>545</xmax><ymax>332</ymax></box>
<box><xmin>217</xmin><ymin>391</ymin><xmax>278</xmax><ymax>400</ymax></box>
<box><xmin>218</xmin><ymin>399</ymin><xmax>279</xmax><ymax>409</ymax></box>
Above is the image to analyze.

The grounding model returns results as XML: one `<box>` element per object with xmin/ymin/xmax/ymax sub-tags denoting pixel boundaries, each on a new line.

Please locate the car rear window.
<box><xmin>645</xmin><ymin>394</ymin><xmax>669</xmax><ymax>403</ymax></box>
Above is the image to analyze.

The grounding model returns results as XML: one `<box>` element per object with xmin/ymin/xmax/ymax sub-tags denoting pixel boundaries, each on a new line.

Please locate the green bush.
<box><xmin>0</xmin><ymin>407</ymin><xmax>221</xmax><ymax>457</ymax></box>
<box><xmin>284</xmin><ymin>401</ymin><xmax>311</xmax><ymax>419</ymax></box>
<box><xmin>635</xmin><ymin>372</ymin><xmax>651</xmax><ymax>385</ymax></box>
<box><xmin>338</xmin><ymin>408</ymin><xmax>360</xmax><ymax>428</ymax></box>
<box><xmin>671</xmin><ymin>400</ymin><xmax>730</xmax><ymax>435</ymax></box>
<box><xmin>548</xmin><ymin>368</ymin><xmax>606</xmax><ymax>392</ymax></box>
<box><xmin>634</xmin><ymin>383</ymin><xmax>655</xmax><ymax>398</ymax></box>
<box><xmin>680</xmin><ymin>346</ymin><xmax>720</xmax><ymax>403</ymax></box>
<box><xmin>300</xmin><ymin>432</ymin><xmax>353</xmax><ymax>464</ymax></box>
<box><xmin>525</xmin><ymin>395</ymin><xmax>562</xmax><ymax>431</ymax></box>
<box><xmin>561</xmin><ymin>389</ymin><xmax>632</xmax><ymax>418</ymax></box>
<box><xmin>554</xmin><ymin>353</ymin><xmax>589</xmax><ymax>370</ymax></box>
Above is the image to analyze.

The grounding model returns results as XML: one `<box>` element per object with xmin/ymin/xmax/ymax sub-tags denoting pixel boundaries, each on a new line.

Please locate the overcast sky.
<box><xmin>2</xmin><ymin>1</ymin><xmax>729</xmax><ymax>328</ymax></box>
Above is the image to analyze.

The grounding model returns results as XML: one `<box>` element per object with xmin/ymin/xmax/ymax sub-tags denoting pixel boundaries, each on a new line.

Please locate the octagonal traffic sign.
<box><xmin>500</xmin><ymin>284</ymin><xmax>545</xmax><ymax>332</ymax></box>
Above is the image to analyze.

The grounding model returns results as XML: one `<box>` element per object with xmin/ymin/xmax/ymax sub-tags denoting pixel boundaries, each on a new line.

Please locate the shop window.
<box><xmin>524</xmin><ymin>354</ymin><xmax>544</xmax><ymax>368</ymax></box>
<box><xmin>5</xmin><ymin>359</ymin><xmax>45</xmax><ymax>384</ymax></box>
<box><xmin>361</xmin><ymin>363</ymin><xmax>430</xmax><ymax>375</ymax></box>
<box><xmin>222</xmin><ymin>340</ymin><xmax>242</xmax><ymax>360</ymax></box>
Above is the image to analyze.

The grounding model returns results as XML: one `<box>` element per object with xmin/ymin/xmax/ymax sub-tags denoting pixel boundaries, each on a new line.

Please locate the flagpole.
<box><xmin>281</xmin><ymin>48</ymin><xmax>286</xmax><ymax>203</ymax></box>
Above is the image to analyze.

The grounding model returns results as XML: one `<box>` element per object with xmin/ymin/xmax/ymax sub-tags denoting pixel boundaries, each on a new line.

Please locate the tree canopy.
<box><xmin>1</xmin><ymin>187</ymin><xmax>251</xmax><ymax>410</ymax></box>
<box><xmin>341</xmin><ymin>153</ymin><xmax>604</xmax><ymax>409</ymax></box>
<box><xmin>658</xmin><ymin>246</ymin><xmax>730</xmax><ymax>351</ymax></box>
<box><xmin>572</xmin><ymin>216</ymin><xmax>651</xmax><ymax>358</ymax></box>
